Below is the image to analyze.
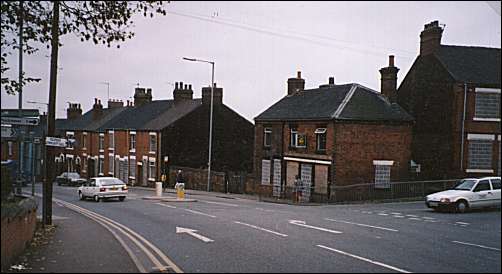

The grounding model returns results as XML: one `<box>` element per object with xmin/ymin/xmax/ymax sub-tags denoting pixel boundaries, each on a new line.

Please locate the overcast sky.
<box><xmin>1</xmin><ymin>1</ymin><xmax>500</xmax><ymax>122</ymax></box>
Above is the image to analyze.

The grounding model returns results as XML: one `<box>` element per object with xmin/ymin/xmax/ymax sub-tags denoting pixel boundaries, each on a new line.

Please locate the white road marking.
<box><xmin>233</xmin><ymin>221</ymin><xmax>288</xmax><ymax>237</ymax></box>
<box><xmin>184</xmin><ymin>209</ymin><xmax>217</xmax><ymax>218</ymax></box>
<box><xmin>455</xmin><ymin>222</ymin><xmax>470</xmax><ymax>225</ymax></box>
<box><xmin>37</xmin><ymin>215</ymin><xmax>69</xmax><ymax>221</ymax></box>
<box><xmin>452</xmin><ymin>241</ymin><xmax>500</xmax><ymax>252</ymax></box>
<box><xmin>406</xmin><ymin>214</ymin><xmax>418</xmax><ymax>218</ymax></box>
<box><xmin>324</xmin><ymin>218</ymin><xmax>398</xmax><ymax>232</ymax></box>
<box><xmin>423</xmin><ymin>219</ymin><xmax>438</xmax><ymax>223</ymax></box>
<box><xmin>361</xmin><ymin>211</ymin><xmax>373</xmax><ymax>214</ymax></box>
<box><xmin>408</xmin><ymin>218</ymin><xmax>422</xmax><ymax>221</ymax></box>
<box><xmin>390</xmin><ymin>212</ymin><xmax>402</xmax><ymax>215</ymax></box>
<box><xmin>317</xmin><ymin>245</ymin><xmax>411</xmax><ymax>273</ymax></box>
<box><xmin>289</xmin><ymin>220</ymin><xmax>342</xmax><ymax>234</ymax></box>
<box><xmin>377</xmin><ymin>213</ymin><xmax>389</xmax><ymax>216</ymax></box>
<box><xmin>200</xmin><ymin>200</ymin><xmax>239</xmax><ymax>207</ymax></box>
<box><xmin>155</xmin><ymin>203</ymin><xmax>177</xmax><ymax>209</ymax></box>
<box><xmin>393</xmin><ymin>215</ymin><xmax>405</xmax><ymax>218</ymax></box>
<box><xmin>176</xmin><ymin>227</ymin><xmax>214</xmax><ymax>243</ymax></box>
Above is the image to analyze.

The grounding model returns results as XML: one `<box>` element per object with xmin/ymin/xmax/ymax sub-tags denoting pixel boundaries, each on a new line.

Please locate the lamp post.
<box><xmin>182</xmin><ymin>57</ymin><xmax>214</xmax><ymax>192</ymax></box>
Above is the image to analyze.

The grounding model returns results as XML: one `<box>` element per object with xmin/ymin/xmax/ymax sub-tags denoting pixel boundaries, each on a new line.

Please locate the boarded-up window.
<box><xmin>315</xmin><ymin>165</ymin><xmax>328</xmax><ymax>194</ymax></box>
<box><xmin>261</xmin><ymin>159</ymin><xmax>271</xmax><ymax>185</ymax></box>
<box><xmin>468</xmin><ymin>140</ymin><xmax>493</xmax><ymax>169</ymax></box>
<box><xmin>286</xmin><ymin>161</ymin><xmax>299</xmax><ymax>187</ymax></box>
<box><xmin>475</xmin><ymin>92</ymin><xmax>500</xmax><ymax>119</ymax></box>
<box><xmin>129</xmin><ymin>158</ymin><xmax>136</xmax><ymax>178</ymax></box>
<box><xmin>374</xmin><ymin>160</ymin><xmax>393</xmax><ymax>189</ymax></box>
<box><xmin>273</xmin><ymin>159</ymin><xmax>282</xmax><ymax>197</ymax></box>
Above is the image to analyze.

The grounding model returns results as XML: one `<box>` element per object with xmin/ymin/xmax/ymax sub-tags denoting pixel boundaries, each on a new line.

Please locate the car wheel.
<box><xmin>79</xmin><ymin>191</ymin><xmax>85</xmax><ymax>201</ymax></box>
<box><xmin>119</xmin><ymin>196</ymin><xmax>125</xmax><ymax>202</ymax></box>
<box><xmin>94</xmin><ymin>195</ymin><xmax>101</xmax><ymax>202</ymax></box>
<box><xmin>456</xmin><ymin>200</ymin><xmax>469</xmax><ymax>213</ymax></box>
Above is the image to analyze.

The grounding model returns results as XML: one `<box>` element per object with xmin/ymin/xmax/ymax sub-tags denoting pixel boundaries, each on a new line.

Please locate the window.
<box><xmin>296</xmin><ymin>134</ymin><xmax>307</xmax><ymax>148</ymax></box>
<box><xmin>374</xmin><ymin>160</ymin><xmax>393</xmax><ymax>189</ymax></box>
<box><xmin>315</xmin><ymin>128</ymin><xmax>327</xmax><ymax>151</ymax></box>
<box><xmin>66</xmin><ymin>132</ymin><xmax>74</xmax><ymax>149</ymax></box>
<box><xmin>474</xmin><ymin>180</ymin><xmax>491</xmax><ymax>192</ymax></box>
<box><xmin>82</xmin><ymin>133</ymin><xmax>87</xmax><ymax>149</ymax></box>
<box><xmin>98</xmin><ymin>158</ymin><xmax>104</xmax><ymax>175</ymax></box>
<box><xmin>8</xmin><ymin>141</ymin><xmax>13</xmax><ymax>156</ymax></box>
<box><xmin>148</xmin><ymin>159</ymin><xmax>156</xmax><ymax>180</ymax></box>
<box><xmin>129</xmin><ymin>158</ymin><xmax>136</xmax><ymax>178</ymax></box>
<box><xmin>130</xmin><ymin>133</ymin><xmax>136</xmax><ymax>151</ymax></box>
<box><xmin>467</xmin><ymin>140</ymin><xmax>493</xmax><ymax>170</ymax></box>
<box><xmin>109</xmin><ymin>155</ymin><xmax>114</xmax><ymax>175</ymax></box>
<box><xmin>109</xmin><ymin>131</ymin><xmax>114</xmax><ymax>150</ymax></box>
<box><xmin>290</xmin><ymin>128</ymin><xmax>298</xmax><ymax>147</ymax></box>
<box><xmin>99</xmin><ymin>134</ymin><xmax>104</xmax><ymax>151</ymax></box>
<box><xmin>263</xmin><ymin>128</ymin><xmax>272</xmax><ymax>147</ymax></box>
<box><xmin>474</xmin><ymin>89</ymin><xmax>500</xmax><ymax>120</ymax></box>
<box><xmin>491</xmin><ymin>178</ymin><xmax>501</xmax><ymax>190</ymax></box>
<box><xmin>149</xmin><ymin>134</ymin><xmax>157</xmax><ymax>153</ymax></box>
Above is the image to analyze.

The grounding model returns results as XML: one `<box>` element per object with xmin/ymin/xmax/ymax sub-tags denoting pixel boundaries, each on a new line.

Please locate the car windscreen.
<box><xmin>99</xmin><ymin>178</ymin><xmax>124</xmax><ymax>186</ymax></box>
<box><xmin>454</xmin><ymin>179</ymin><xmax>477</xmax><ymax>191</ymax></box>
<box><xmin>67</xmin><ymin>173</ymin><xmax>80</xmax><ymax>179</ymax></box>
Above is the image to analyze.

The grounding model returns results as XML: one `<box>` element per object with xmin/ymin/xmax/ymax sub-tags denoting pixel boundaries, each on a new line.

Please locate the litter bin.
<box><xmin>175</xmin><ymin>182</ymin><xmax>185</xmax><ymax>199</ymax></box>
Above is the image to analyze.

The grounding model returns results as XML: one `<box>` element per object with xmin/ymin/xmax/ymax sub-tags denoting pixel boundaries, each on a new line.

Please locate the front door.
<box><xmin>137</xmin><ymin>165</ymin><xmax>143</xmax><ymax>186</ymax></box>
<box><xmin>300</xmin><ymin>163</ymin><xmax>312</xmax><ymax>202</ymax></box>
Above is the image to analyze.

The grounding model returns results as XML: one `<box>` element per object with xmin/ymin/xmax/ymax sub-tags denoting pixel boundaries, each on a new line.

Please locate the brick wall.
<box><xmin>334</xmin><ymin>122</ymin><xmax>413</xmax><ymax>186</ymax></box>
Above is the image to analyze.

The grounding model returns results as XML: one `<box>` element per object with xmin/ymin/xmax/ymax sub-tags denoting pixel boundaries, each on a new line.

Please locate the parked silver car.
<box><xmin>426</xmin><ymin>177</ymin><xmax>501</xmax><ymax>213</ymax></box>
<box><xmin>78</xmin><ymin>177</ymin><xmax>128</xmax><ymax>202</ymax></box>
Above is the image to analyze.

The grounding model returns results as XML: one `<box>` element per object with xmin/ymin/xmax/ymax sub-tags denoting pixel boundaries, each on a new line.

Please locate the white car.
<box><xmin>426</xmin><ymin>177</ymin><xmax>501</xmax><ymax>213</ymax></box>
<box><xmin>78</xmin><ymin>177</ymin><xmax>128</xmax><ymax>202</ymax></box>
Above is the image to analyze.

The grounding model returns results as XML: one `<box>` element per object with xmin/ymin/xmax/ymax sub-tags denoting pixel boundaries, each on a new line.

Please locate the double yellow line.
<box><xmin>33</xmin><ymin>193</ymin><xmax>183</xmax><ymax>273</ymax></box>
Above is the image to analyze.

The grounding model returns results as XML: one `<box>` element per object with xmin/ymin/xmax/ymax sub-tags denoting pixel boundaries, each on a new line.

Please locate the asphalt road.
<box><xmin>24</xmin><ymin>184</ymin><xmax>501</xmax><ymax>273</ymax></box>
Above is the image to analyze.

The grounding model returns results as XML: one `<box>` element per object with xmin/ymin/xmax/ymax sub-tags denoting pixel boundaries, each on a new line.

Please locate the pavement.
<box><xmin>6</xmin><ymin>193</ymin><xmax>138</xmax><ymax>273</ymax></box>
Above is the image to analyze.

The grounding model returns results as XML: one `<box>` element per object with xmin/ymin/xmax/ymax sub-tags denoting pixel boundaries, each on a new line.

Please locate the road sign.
<box><xmin>1</xmin><ymin>126</ymin><xmax>17</xmax><ymax>138</ymax></box>
<box><xmin>1</xmin><ymin>116</ymin><xmax>39</xmax><ymax>126</ymax></box>
<box><xmin>45</xmin><ymin>137</ymin><xmax>67</xmax><ymax>147</ymax></box>
<box><xmin>1</xmin><ymin>109</ymin><xmax>39</xmax><ymax>117</ymax></box>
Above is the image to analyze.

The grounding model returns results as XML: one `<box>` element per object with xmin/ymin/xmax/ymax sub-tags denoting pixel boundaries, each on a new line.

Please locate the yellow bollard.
<box><xmin>176</xmin><ymin>182</ymin><xmax>185</xmax><ymax>199</ymax></box>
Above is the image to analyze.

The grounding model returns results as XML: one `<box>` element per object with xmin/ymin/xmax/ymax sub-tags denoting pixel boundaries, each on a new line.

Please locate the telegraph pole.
<box><xmin>43</xmin><ymin>1</ymin><xmax>60</xmax><ymax>226</ymax></box>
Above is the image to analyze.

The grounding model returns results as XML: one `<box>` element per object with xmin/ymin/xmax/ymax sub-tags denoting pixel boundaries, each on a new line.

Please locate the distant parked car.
<box><xmin>56</xmin><ymin>172</ymin><xmax>87</xmax><ymax>186</ymax></box>
<box><xmin>426</xmin><ymin>177</ymin><xmax>501</xmax><ymax>213</ymax></box>
<box><xmin>78</xmin><ymin>177</ymin><xmax>128</xmax><ymax>202</ymax></box>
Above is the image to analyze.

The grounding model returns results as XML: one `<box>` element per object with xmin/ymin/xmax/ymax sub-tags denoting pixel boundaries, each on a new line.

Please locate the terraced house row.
<box><xmin>55</xmin><ymin>83</ymin><xmax>254</xmax><ymax>188</ymax></box>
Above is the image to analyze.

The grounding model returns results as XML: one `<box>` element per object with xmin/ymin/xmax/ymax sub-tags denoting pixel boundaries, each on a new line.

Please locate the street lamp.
<box><xmin>182</xmin><ymin>57</ymin><xmax>215</xmax><ymax>192</ymax></box>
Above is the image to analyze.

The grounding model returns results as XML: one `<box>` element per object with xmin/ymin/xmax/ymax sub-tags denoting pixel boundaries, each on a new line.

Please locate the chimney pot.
<box><xmin>189</xmin><ymin>84</ymin><xmax>192</xmax><ymax>90</ymax></box>
<box><xmin>329</xmin><ymin>77</ymin><xmax>335</xmax><ymax>85</ymax></box>
<box><xmin>297</xmin><ymin>71</ymin><xmax>301</xmax><ymax>78</ymax></box>
<box><xmin>180</xmin><ymin>82</ymin><xmax>183</xmax><ymax>89</ymax></box>
<box><xmin>389</xmin><ymin>55</ymin><xmax>395</xmax><ymax>67</ymax></box>
<box><xmin>175</xmin><ymin>82</ymin><xmax>179</xmax><ymax>89</ymax></box>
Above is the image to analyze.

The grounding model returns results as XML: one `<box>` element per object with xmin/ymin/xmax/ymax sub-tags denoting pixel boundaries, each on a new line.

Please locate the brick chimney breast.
<box><xmin>202</xmin><ymin>83</ymin><xmax>223</xmax><ymax>105</ymax></box>
<box><xmin>92</xmin><ymin>98</ymin><xmax>104</xmax><ymax>121</ymax></box>
<box><xmin>173</xmin><ymin>81</ymin><xmax>194</xmax><ymax>102</ymax></box>
<box><xmin>420</xmin><ymin>20</ymin><xmax>444</xmax><ymax>56</ymax></box>
<box><xmin>380</xmin><ymin>55</ymin><xmax>400</xmax><ymax>103</ymax></box>
<box><xmin>287</xmin><ymin>71</ymin><xmax>305</xmax><ymax>95</ymax></box>
<box><xmin>67</xmin><ymin>102</ymin><xmax>82</xmax><ymax>120</ymax></box>
<box><xmin>133</xmin><ymin>87</ymin><xmax>152</xmax><ymax>107</ymax></box>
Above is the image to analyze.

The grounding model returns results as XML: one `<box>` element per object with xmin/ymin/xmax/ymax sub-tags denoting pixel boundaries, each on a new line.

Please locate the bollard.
<box><xmin>176</xmin><ymin>182</ymin><xmax>185</xmax><ymax>199</ymax></box>
<box><xmin>155</xmin><ymin>182</ymin><xmax>163</xmax><ymax>197</ymax></box>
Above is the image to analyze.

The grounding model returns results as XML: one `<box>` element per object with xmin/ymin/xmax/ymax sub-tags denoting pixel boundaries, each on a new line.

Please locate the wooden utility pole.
<box><xmin>43</xmin><ymin>1</ymin><xmax>60</xmax><ymax>226</ymax></box>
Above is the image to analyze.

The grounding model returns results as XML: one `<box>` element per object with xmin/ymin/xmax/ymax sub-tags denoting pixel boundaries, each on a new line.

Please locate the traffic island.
<box><xmin>141</xmin><ymin>196</ymin><xmax>197</xmax><ymax>202</ymax></box>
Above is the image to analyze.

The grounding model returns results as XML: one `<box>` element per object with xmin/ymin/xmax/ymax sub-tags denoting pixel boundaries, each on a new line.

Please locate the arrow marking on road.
<box><xmin>176</xmin><ymin>227</ymin><xmax>214</xmax><ymax>243</ymax></box>
<box><xmin>288</xmin><ymin>220</ymin><xmax>342</xmax><ymax>234</ymax></box>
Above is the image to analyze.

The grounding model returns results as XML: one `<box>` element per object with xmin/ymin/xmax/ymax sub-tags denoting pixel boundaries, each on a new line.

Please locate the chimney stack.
<box><xmin>287</xmin><ymin>71</ymin><xmax>305</xmax><ymax>95</ymax></box>
<box><xmin>133</xmin><ymin>87</ymin><xmax>152</xmax><ymax>107</ymax></box>
<box><xmin>202</xmin><ymin>83</ymin><xmax>223</xmax><ymax>105</ymax></box>
<box><xmin>173</xmin><ymin>81</ymin><xmax>194</xmax><ymax>102</ymax></box>
<box><xmin>92</xmin><ymin>98</ymin><xmax>104</xmax><ymax>121</ymax></box>
<box><xmin>108</xmin><ymin>99</ymin><xmax>124</xmax><ymax>109</ymax></box>
<box><xmin>66</xmin><ymin>102</ymin><xmax>82</xmax><ymax>120</ymax></box>
<box><xmin>420</xmin><ymin>20</ymin><xmax>443</xmax><ymax>56</ymax></box>
<box><xmin>379</xmin><ymin>55</ymin><xmax>400</xmax><ymax>103</ymax></box>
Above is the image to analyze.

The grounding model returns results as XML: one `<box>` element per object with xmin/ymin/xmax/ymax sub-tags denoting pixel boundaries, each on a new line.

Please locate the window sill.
<box><xmin>149</xmin><ymin>151</ymin><xmax>156</xmax><ymax>154</ymax></box>
<box><xmin>129</xmin><ymin>149</ymin><xmax>136</xmax><ymax>153</ymax></box>
<box><xmin>148</xmin><ymin>178</ymin><xmax>156</xmax><ymax>182</ymax></box>
<box><xmin>99</xmin><ymin>149</ymin><xmax>104</xmax><ymax>153</ymax></box>
<box><xmin>466</xmin><ymin>169</ymin><xmax>494</xmax><ymax>173</ymax></box>
<box><xmin>473</xmin><ymin>117</ymin><xmax>500</xmax><ymax>122</ymax></box>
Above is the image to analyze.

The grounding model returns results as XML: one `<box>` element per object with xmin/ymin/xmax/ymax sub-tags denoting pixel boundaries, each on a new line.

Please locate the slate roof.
<box><xmin>255</xmin><ymin>83</ymin><xmax>413</xmax><ymax>122</ymax></box>
<box><xmin>436</xmin><ymin>45</ymin><xmax>501</xmax><ymax>85</ymax></box>
<box><xmin>56</xmin><ymin>107</ymin><xmax>126</xmax><ymax>132</ymax></box>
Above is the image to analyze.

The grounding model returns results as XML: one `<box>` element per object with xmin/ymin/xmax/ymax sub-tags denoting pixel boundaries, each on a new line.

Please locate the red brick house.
<box><xmin>254</xmin><ymin>61</ymin><xmax>414</xmax><ymax>202</ymax></box>
<box><xmin>397</xmin><ymin>21</ymin><xmax>501</xmax><ymax>179</ymax></box>
<box><xmin>57</xmin><ymin>83</ymin><xmax>254</xmax><ymax>189</ymax></box>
